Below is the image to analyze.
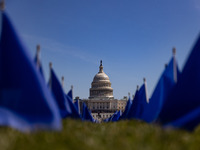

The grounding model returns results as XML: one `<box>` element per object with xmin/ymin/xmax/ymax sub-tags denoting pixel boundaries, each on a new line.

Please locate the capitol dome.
<box><xmin>93</xmin><ymin>71</ymin><xmax>109</xmax><ymax>82</ymax></box>
<box><xmin>89</xmin><ymin>60</ymin><xmax>114</xmax><ymax>100</ymax></box>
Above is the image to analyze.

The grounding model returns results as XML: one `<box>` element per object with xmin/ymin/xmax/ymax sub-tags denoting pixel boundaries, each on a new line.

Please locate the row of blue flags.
<box><xmin>0</xmin><ymin>11</ymin><xmax>95</xmax><ymax>131</ymax></box>
<box><xmin>120</xmin><ymin>34</ymin><xmax>200</xmax><ymax>131</ymax></box>
<box><xmin>104</xmin><ymin>110</ymin><xmax>122</xmax><ymax>122</ymax></box>
<box><xmin>119</xmin><ymin>50</ymin><xmax>179</xmax><ymax>123</ymax></box>
<box><xmin>159</xmin><ymin>34</ymin><xmax>200</xmax><ymax>130</ymax></box>
<box><xmin>2</xmin><ymin>7</ymin><xmax>200</xmax><ymax>131</ymax></box>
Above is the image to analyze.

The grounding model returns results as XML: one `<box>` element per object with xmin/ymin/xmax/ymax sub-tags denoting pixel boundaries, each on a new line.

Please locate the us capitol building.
<box><xmin>76</xmin><ymin>61</ymin><xmax>128</xmax><ymax>121</ymax></box>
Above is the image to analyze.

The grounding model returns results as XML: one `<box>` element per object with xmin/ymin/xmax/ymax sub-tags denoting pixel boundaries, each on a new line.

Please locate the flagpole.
<box><xmin>173</xmin><ymin>47</ymin><xmax>176</xmax><ymax>56</ymax></box>
<box><xmin>71</xmin><ymin>85</ymin><xmax>73</xmax><ymax>101</ymax></box>
<box><xmin>61</xmin><ymin>76</ymin><xmax>64</xmax><ymax>89</ymax></box>
<box><xmin>36</xmin><ymin>44</ymin><xmax>40</xmax><ymax>67</ymax></box>
<box><xmin>136</xmin><ymin>85</ymin><xmax>139</xmax><ymax>91</ymax></box>
<box><xmin>128</xmin><ymin>92</ymin><xmax>130</xmax><ymax>98</ymax></box>
<box><xmin>49</xmin><ymin>62</ymin><xmax>52</xmax><ymax>90</ymax></box>
<box><xmin>143</xmin><ymin>78</ymin><xmax>149</xmax><ymax>103</ymax></box>
<box><xmin>0</xmin><ymin>0</ymin><xmax>5</xmax><ymax>11</ymax></box>
<box><xmin>172</xmin><ymin>47</ymin><xmax>177</xmax><ymax>83</ymax></box>
<box><xmin>165</xmin><ymin>63</ymin><xmax>168</xmax><ymax>68</ymax></box>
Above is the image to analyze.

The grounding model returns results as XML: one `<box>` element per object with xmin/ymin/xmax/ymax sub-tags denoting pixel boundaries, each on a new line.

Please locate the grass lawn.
<box><xmin>0</xmin><ymin>119</ymin><xmax>200</xmax><ymax>150</ymax></box>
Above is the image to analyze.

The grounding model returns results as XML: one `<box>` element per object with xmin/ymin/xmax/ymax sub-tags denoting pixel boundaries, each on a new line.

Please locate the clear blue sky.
<box><xmin>5</xmin><ymin>0</ymin><xmax>200</xmax><ymax>99</ymax></box>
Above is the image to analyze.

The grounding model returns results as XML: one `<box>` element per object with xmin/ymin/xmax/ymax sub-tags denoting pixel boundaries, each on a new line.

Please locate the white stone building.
<box><xmin>77</xmin><ymin>61</ymin><xmax>128</xmax><ymax>122</ymax></box>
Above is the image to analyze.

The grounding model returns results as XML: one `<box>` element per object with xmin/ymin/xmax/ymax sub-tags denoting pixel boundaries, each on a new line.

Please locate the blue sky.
<box><xmin>5</xmin><ymin>0</ymin><xmax>200</xmax><ymax>99</ymax></box>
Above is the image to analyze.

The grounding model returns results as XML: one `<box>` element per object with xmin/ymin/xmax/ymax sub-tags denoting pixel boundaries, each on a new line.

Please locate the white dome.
<box><xmin>89</xmin><ymin>60</ymin><xmax>114</xmax><ymax>100</ymax></box>
<box><xmin>93</xmin><ymin>72</ymin><xmax>110</xmax><ymax>82</ymax></box>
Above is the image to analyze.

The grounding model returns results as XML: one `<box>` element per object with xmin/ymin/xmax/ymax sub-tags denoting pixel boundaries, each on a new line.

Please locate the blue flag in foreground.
<box><xmin>142</xmin><ymin>54</ymin><xmax>180</xmax><ymax>123</ymax></box>
<box><xmin>158</xmin><ymin>35</ymin><xmax>200</xmax><ymax>126</ymax></box>
<box><xmin>0</xmin><ymin>12</ymin><xmax>61</xmax><ymax>131</ymax></box>
<box><xmin>165</xmin><ymin>106</ymin><xmax>200</xmax><ymax>131</ymax></box>
<box><xmin>49</xmin><ymin>69</ymin><xmax>80</xmax><ymax>119</ymax></box>
<box><xmin>82</xmin><ymin>102</ymin><xmax>94</xmax><ymax>122</ymax></box>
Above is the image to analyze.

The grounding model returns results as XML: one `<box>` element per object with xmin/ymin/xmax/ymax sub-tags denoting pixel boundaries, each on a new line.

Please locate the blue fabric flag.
<box><xmin>66</xmin><ymin>89</ymin><xmax>73</xmax><ymax>102</ymax></box>
<box><xmin>103</xmin><ymin>117</ymin><xmax>111</xmax><ymax>122</ymax></box>
<box><xmin>158</xmin><ymin>35</ymin><xmax>200</xmax><ymax>125</ymax></box>
<box><xmin>136</xmin><ymin>83</ymin><xmax>149</xmax><ymax>120</ymax></box>
<box><xmin>125</xmin><ymin>83</ymin><xmax>148</xmax><ymax>120</ymax></box>
<box><xmin>142</xmin><ymin>56</ymin><xmax>180</xmax><ymax>123</ymax></box>
<box><xmin>120</xmin><ymin>97</ymin><xmax>132</xmax><ymax>119</ymax></box>
<box><xmin>0</xmin><ymin>12</ymin><xmax>61</xmax><ymax>131</ymax></box>
<box><xmin>81</xmin><ymin>102</ymin><xmax>94</xmax><ymax>122</ymax></box>
<box><xmin>104</xmin><ymin>110</ymin><xmax>119</xmax><ymax>122</ymax></box>
<box><xmin>49</xmin><ymin>69</ymin><xmax>80</xmax><ymax>119</ymax></box>
<box><xmin>74</xmin><ymin>100</ymin><xmax>80</xmax><ymax>114</ymax></box>
<box><xmin>111</xmin><ymin>110</ymin><xmax>122</xmax><ymax>122</ymax></box>
<box><xmin>65</xmin><ymin>89</ymin><xmax>80</xmax><ymax>118</ymax></box>
<box><xmin>126</xmin><ymin>88</ymin><xmax>140</xmax><ymax>119</ymax></box>
<box><xmin>165</xmin><ymin>106</ymin><xmax>200</xmax><ymax>131</ymax></box>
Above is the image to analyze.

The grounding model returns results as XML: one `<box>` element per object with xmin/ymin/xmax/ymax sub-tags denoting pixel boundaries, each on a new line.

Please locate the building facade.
<box><xmin>78</xmin><ymin>61</ymin><xmax>128</xmax><ymax>122</ymax></box>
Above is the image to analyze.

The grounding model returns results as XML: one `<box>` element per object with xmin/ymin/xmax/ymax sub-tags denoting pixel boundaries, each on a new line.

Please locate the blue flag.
<box><xmin>126</xmin><ymin>88</ymin><xmax>140</xmax><ymax>119</ymax></box>
<box><xmin>66</xmin><ymin>89</ymin><xmax>73</xmax><ymax>101</ymax></box>
<box><xmin>120</xmin><ymin>97</ymin><xmax>132</xmax><ymax>119</ymax></box>
<box><xmin>103</xmin><ymin>117</ymin><xmax>111</xmax><ymax>122</ymax></box>
<box><xmin>0</xmin><ymin>12</ymin><xmax>61</xmax><ymax>131</ymax></box>
<box><xmin>158</xmin><ymin>35</ymin><xmax>200</xmax><ymax>125</ymax></box>
<box><xmin>104</xmin><ymin>110</ymin><xmax>119</xmax><ymax>122</ymax></box>
<box><xmin>111</xmin><ymin>110</ymin><xmax>122</xmax><ymax>122</ymax></box>
<box><xmin>125</xmin><ymin>82</ymin><xmax>148</xmax><ymax>120</ymax></box>
<box><xmin>136</xmin><ymin>82</ymin><xmax>149</xmax><ymax>120</ymax></box>
<box><xmin>65</xmin><ymin>89</ymin><xmax>80</xmax><ymax>119</ymax></box>
<box><xmin>49</xmin><ymin>68</ymin><xmax>80</xmax><ymax>119</ymax></box>
<box><xmin>81</xmin><ymin>102</ymin><xmax>94</xmax><ymax>122</ymax></box>
<box><xmin>74</xmin><ymin>100</ymin><xmax>80</xmax><ymax>114</ymax></box>
<box><xmin>165</xmin><ymin>106</ymin><xmax>200</xmax><ymax>131</ymax></box>
<box><xmin>142</xmin><ymin>55</ymin><xmax>180</xmax><ymax>123</ymax></box>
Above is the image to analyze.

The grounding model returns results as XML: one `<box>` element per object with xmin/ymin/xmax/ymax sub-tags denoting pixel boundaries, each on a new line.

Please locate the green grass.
<box><xmin>1</xmin><ymin>119</ymin><xmax>200</xmax><ymax>150</ymax></box>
